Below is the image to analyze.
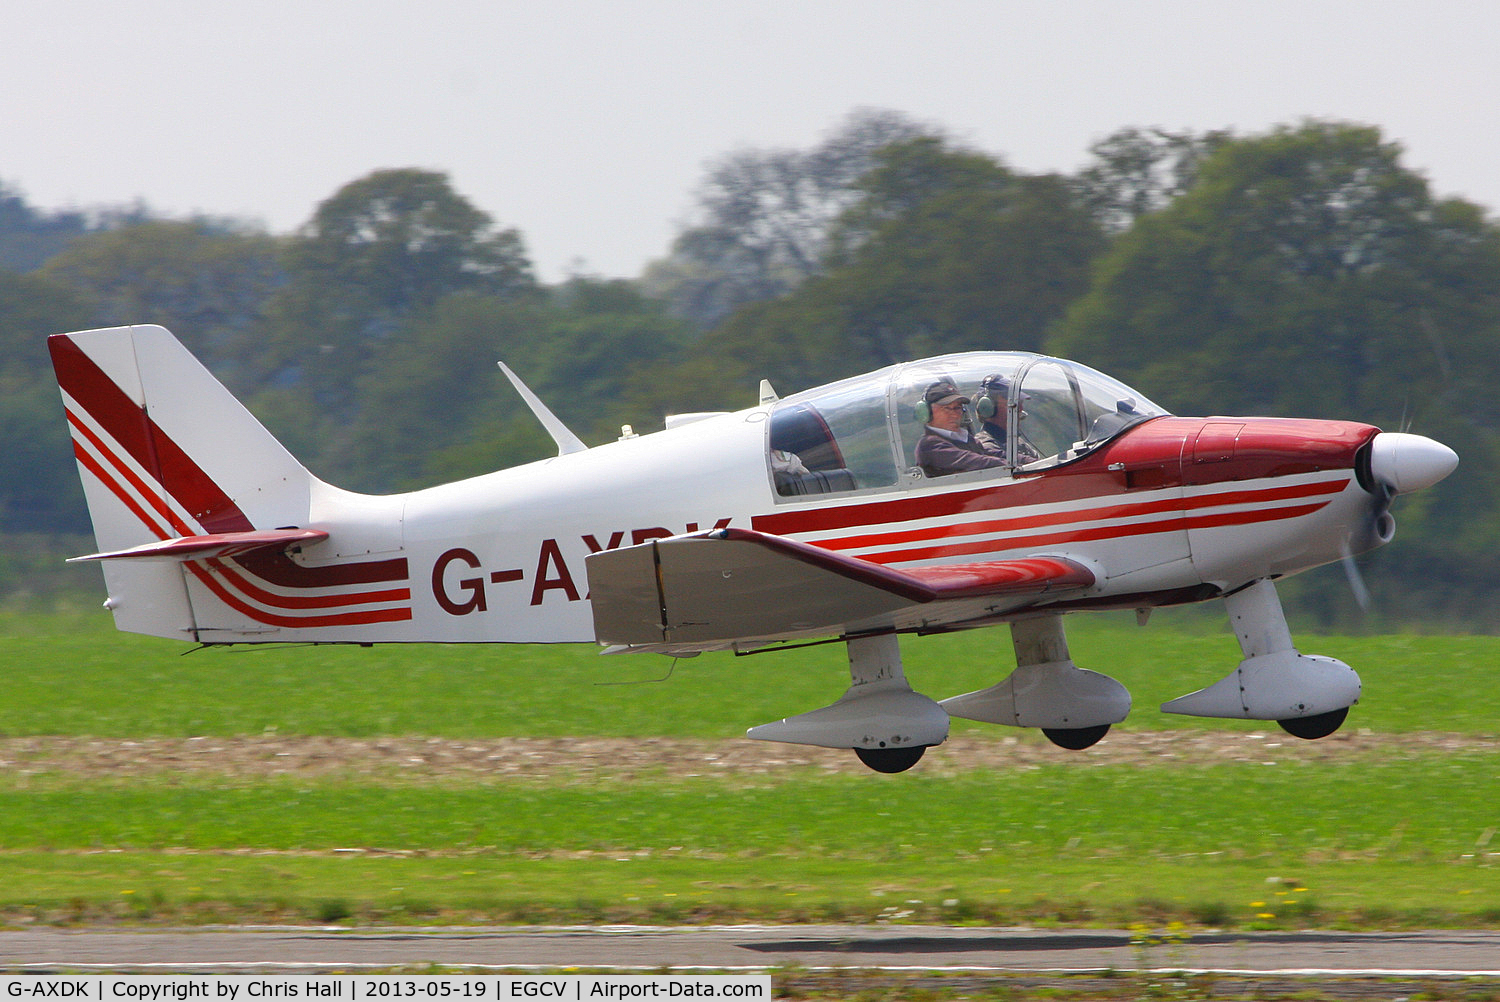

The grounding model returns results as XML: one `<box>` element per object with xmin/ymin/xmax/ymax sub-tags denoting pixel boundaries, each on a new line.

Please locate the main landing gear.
<box><xmin>941</xmin><ymin>615</ymin><xmax>1131</xmax><ymax>752</ymax></box>
<box><xmin>746</xmin><ymin>577</ymin><xmax>1357</xmax><ymax>773</ymax></box>
<box><xmin>746</xmin><ymin>633</ymin><xmax>949</xmax><ymax>774</ymax></box>
<box><xmin>746</xmin><ymin>616</ymin><xmax>1133</xmax><ymax>773</ymax></box>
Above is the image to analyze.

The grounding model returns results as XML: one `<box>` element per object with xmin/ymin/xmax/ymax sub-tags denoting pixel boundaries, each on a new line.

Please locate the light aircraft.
<box><xmin>50</xmin><ymin>325</ymin><xmax>1458</xmax><ymax>772</ymax></box>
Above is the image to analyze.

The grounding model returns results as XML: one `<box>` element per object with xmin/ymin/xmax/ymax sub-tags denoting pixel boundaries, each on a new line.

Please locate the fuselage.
<box><xmin>287</xmin><ymin>406</ymin><xmax>1383</xmax><ymax>645</ymax></box>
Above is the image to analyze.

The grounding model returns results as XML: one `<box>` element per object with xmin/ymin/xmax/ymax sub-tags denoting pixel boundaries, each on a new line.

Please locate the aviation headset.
<box><xmin>975</xmin><ymin>373</ymin><xmax>1009</xmax><ymax>421</ymax></box>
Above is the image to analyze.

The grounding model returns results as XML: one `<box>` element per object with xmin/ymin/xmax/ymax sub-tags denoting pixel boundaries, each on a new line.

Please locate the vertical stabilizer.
<box><xmin>49</xmin><ymin>325</ymin><xmax>319</xmax><ymax>639</ymax></box>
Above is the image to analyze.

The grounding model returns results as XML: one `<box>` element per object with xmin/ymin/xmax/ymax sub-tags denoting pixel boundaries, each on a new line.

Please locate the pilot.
<box><xmin>974</xmin><ymin>372</ymin><xmax>1040</xmax><ymax>465</ymax></box>
<box><xmin>915</xmin><ymin>379</ymin><xmax>1009</xmax><ymax>478</ymax></box>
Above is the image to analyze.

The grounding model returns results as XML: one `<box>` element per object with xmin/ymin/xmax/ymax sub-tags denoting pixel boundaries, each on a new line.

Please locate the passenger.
<box><xmin>974</xmin><ymin>372</ymin><xmax>1040</xmax><ymax>465</ymax></box>
<box><xmin>915</xmin><ymin>379</ymin><xmax>1009</xmax><ymax>478</ymax></box>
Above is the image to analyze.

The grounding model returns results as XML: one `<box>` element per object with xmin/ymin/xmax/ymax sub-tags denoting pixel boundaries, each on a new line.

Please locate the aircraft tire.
<box><xmin>1042</xmin><ymin>724</ymin><xmax>1110</xmax><ymax>750</ymax></box>
<box><xmin>1277</xmin><ymin>707</ymin><xmax>1349</xmax><ymax>740</ymax></box>
<box><xmin>854</xmin><ymin>745</ymin><xmax>927</xmax><ymax>773</ymax></box>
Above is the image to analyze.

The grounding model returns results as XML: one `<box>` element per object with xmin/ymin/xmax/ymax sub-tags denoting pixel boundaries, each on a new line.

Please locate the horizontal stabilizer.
<box><xmin>587</xmin><ymin>526</ymin><xmax>1094</xmax><ymax>648</ymax></box>
<box><xmin>69</xmin><ymin>528</ymin><xmax>328</xmax><ymax>563</ymax></box>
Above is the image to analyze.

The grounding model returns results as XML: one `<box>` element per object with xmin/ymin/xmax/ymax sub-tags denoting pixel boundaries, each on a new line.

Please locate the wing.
<box><xmin>68</xmin><ymin>527</ymin><xmax>329</xmax><ymax>563</ymax></box>
<box><xmin>586</xmin><ymin>526</ymin><xmax>1094</xmax><ymax>650</ymax></box>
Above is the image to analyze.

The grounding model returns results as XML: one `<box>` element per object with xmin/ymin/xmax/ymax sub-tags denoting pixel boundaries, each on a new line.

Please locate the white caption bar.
<box><xmin>0</xmin><ymin>978</ymin><xmax>771</xmax><ymax>1001</ymax></box>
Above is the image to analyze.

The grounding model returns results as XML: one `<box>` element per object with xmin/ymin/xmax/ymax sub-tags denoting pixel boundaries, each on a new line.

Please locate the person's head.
<box><xmin>977</xmin><ymin>373</ymin><xmax>1011</xmax><ymax>427</ymax></box>
<box><xmin>922</xmin><ymin>379</ymin><xmax>969</xmax><ymax>432</ymax></box>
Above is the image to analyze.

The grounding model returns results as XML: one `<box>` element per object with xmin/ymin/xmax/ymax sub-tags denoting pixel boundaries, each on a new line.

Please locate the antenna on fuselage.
<box><xmin>497</xmin><ymin>361</ymin><xmax>589</xmax><ymax>456</ymax></box>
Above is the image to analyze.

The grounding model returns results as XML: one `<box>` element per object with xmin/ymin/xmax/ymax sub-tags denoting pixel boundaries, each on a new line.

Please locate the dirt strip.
<box><xmin>0</xmin><ymin>730</ymin><xmax>1492</xmax><ymax>781</ymax></box>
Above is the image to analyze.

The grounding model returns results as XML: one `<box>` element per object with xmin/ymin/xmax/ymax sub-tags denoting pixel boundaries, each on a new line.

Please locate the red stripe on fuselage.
<box><xmin>231</xmin><ymin>548</ymin><xmax>410</xmax><ymax>589</ymax></box>
<box><xmin>184</xmin><ymin>562</ymin><xmax>413</xmax><ymax>627</ymax></box>
<box><xmin>753</xmin><ymin>471</ymin><xmax>1110</xmax><ymax>537</ymax></box>
<box><xmin>862</xmin><ymin>498</ymin><xmax>1333</xmax><ymax>565</ymax></box>
<box><xmin>815</xmin><ymin>478</ymin><xmax>1345</xmax><ymax>553</ymax></box>
<box><xmin>202</xmin><ymin>557</ymin><xmax>411</xmax><ymax>610</ymax></box>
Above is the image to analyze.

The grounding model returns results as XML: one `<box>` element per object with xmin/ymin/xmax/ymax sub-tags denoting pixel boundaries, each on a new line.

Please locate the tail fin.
<box><xmin>50</xmin><ymin>325</ymin><xmax>321</xmax><ymax>639</ymax></box>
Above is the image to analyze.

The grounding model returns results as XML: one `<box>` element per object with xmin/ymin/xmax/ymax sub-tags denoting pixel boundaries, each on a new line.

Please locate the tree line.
<box><xmin>2</xmin><ymin>111</ymin><xmax>1496</xmax><ymax>627</ymax></box>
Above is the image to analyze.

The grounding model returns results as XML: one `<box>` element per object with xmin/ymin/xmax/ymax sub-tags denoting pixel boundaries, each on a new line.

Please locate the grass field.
<box><xmin>4</xmin><ymin>608</ymin><xmax>1498</xmax><ymax>737</ymax></box>
<box><xmin>0</xmin><ymin>608</ymin><xmax>1497</xmax><ymax>928</ymax></box>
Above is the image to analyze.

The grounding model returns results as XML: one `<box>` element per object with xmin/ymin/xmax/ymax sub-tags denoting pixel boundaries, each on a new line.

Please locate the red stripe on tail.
<box><xmin>50</xmin><ymin>334</ymin><xmax>253</xmax><ymax>533</ymax></box>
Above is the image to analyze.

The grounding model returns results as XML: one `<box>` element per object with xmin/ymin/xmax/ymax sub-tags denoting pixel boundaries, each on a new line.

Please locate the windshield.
<box><xmin>766</xmin><ymin>352</ymin><xmax>1169</xmax><ymax>498</ymax></box>
<box><xmin>1015</xmin><ymin>357</ymin><xmax>1170</xmax><ymax>470</ymax></box>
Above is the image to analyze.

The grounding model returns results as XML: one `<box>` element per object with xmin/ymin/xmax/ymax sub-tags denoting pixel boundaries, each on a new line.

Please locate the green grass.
<box><xmin>0</xmin><ymin>608</ymin><xmax>1497</xmax><ymax>928</ymax></box>
<box><xmin>0</xmin><ymin>753</ymin><xmax>1497</xmax><ymax>927</ymax></box>
<box><xmin>2</xmin><ymin>607</ymin><xmax>1498</xmax><ymax>737</ymax></box>
<box><xmin>3</xmin><ymin>753</ymin><xmax>1496</xmax><ymax>853</ymax></box>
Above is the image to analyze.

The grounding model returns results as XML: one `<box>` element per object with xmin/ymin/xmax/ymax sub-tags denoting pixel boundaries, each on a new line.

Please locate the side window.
<box><xmin>769</xmin><ymin>378</ymin><xmax>898</xmax><ymax>498</ymax></box>
<box><xmin>769</xmin><ymin>403</ymin><xmax>855</xmax><ymax>496</ymax></box>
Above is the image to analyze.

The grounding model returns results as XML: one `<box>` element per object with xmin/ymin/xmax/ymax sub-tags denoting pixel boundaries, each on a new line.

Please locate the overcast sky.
<box><xmin>5</xmin><ymin>0</ymin><xmax>1498</xmax><ymax>282</ymax></box>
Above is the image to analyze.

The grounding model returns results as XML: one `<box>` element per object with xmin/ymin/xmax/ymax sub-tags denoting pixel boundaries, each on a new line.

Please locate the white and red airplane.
<box><xmin>50</xmin><ymin>324</ymin><xmax>1457</xmax><ymax>772</ymax></box>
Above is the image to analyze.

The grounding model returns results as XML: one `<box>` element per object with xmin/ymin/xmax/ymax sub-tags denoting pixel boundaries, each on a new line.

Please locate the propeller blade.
<box><xmin>1341</xmin><ymin>550</ymin><xmax>1372</xmax><ymax>612</ymax></box>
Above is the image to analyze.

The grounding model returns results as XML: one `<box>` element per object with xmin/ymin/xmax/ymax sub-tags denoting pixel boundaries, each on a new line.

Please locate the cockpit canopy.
<box><xmin>767</xmin><ymin>352</ymin><xmax>1169</xmax><ymax>499</ymax></box>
